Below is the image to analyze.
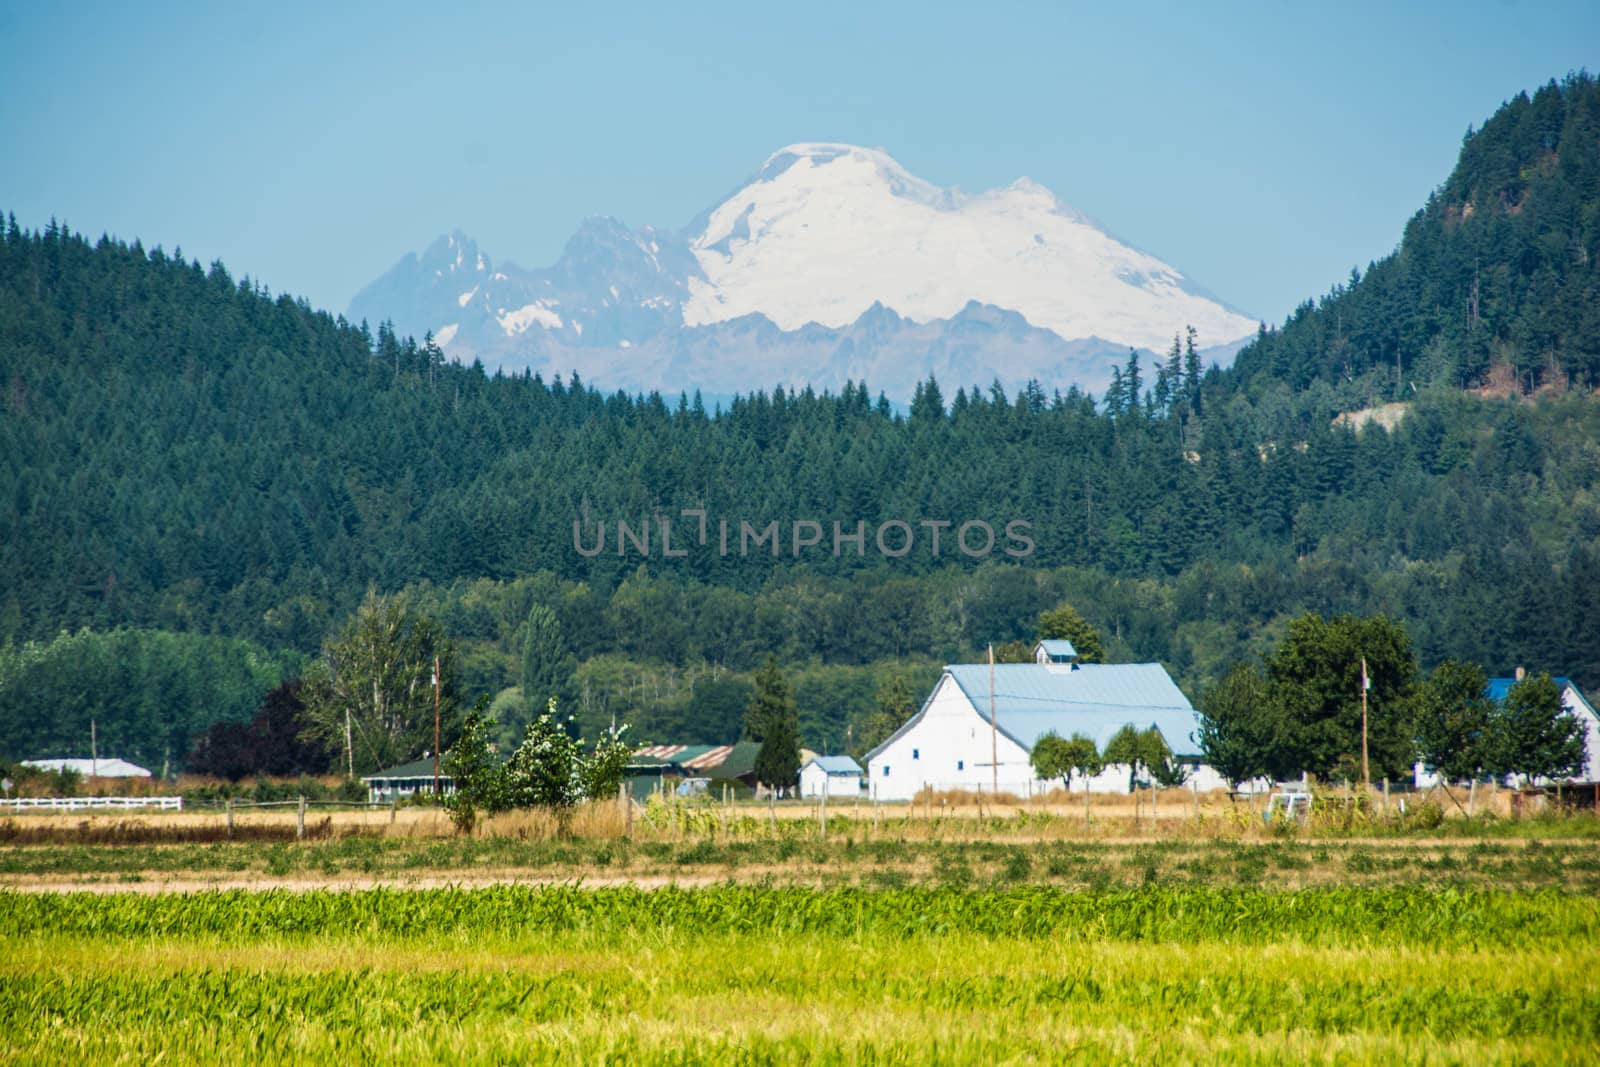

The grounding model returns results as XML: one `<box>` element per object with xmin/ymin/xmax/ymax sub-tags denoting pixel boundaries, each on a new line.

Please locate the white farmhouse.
<box><xmin>800</xmin><ymin>755</ymin><xmax>864</xmax><ymax>798</ymax></box>
<box><xmin>1491</xmin><ymin>673</ymin><xmax>1599</xmax><ymax>783</ymax></box>
<box><xmin>865</xmin><ymin>644</ymin><xmax>1221</xmax><ymax>800</ymax></box>
<box><xmin>1414</xmin><ymin>671</ymin><xmax>1600</xmax><ymax>787</ymax></box>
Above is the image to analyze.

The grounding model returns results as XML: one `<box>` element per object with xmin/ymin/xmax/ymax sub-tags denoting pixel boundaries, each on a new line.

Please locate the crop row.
<box><xmin>5</xmin><ymin>961</ymin><xmax>1594</xmax><ymax>1043</ymax></box>
<box><xmin>4</xmin><ymin>884</ymin><xmax>1595</xmax><ymax>948</ymax></box>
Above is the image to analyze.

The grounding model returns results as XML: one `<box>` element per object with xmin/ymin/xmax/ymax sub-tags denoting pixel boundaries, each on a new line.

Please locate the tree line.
<box><xmin>1197</xmin><ymin>613</ymin><xmax>1587</xmax><ymax>788</ymax></box>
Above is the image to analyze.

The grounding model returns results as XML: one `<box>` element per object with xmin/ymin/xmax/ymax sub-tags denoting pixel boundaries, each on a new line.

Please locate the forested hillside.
<box><xmin>1232</xmin><ymin>73</ymin><xmax>1600</xmax><ymax>397</ymax></box>
<box><xmin>3</xmin><ymin>76</ymin><xmax>1600</xmax><ymax>765</ymax></box>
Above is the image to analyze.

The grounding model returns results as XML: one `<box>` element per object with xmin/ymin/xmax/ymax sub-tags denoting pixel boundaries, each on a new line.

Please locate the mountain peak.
<box><xmin>754</xmin><ymin>143</ymin><xmax>947</xmax><ymax>207</ymax></box>
<box><xmin>682</xmin><ymin>145</ymin><xmax>1254</xmax><ymax>349</ymax></box>
<box><xmin>350</xmin><ymin>144</ymin><xmax>1258</xmax><ymax>397</ymax></box>
<box><xmin>419</xmin><ymin>230</ymin><xmax>487</xmax><ymax>275</ymax></box>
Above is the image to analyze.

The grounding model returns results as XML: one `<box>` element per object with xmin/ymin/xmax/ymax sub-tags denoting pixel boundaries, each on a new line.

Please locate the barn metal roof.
<box><xmin>805</xmin><ymin>755</ymin><xmax>864</xmax><ymax>775</ymax></box>
<box><xmin>632</xmin><ymin>742</ymin><xmax>760</xmax><ymax>776</ymax></box>
<box><xmin>361</xmin><ymin>757</ymin><xmax>451</xmax><ymax>782</ymax></box>
<box><xmin>22</xmin><ymin>758</ymin><xmax>152</xmax><ymax>778</ymax></box>
<box><xmin>1485</xmin><ymin>676</ymin><xmax>1578</xmax><ymax>703</ymax></box>
<box><xmin>864</xmin><ymin>662</ymin><xmax>1203</xmax><ymax>760</ymax></box>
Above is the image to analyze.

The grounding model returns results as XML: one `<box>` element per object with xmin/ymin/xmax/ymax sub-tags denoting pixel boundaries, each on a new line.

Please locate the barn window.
<box><xmin>957</xmin><ymin>760</ymin><xmax>964</xmax><ymax>771</ymax></box>
<box><xmin>882</xmin><ymin>765</ymin><xmax>890</xmax><ymax>777</ymax></box>
<box><xmin>912</xmin><ymin>748</ymin><xmax>920</xmax><ymax>760</ymax></box>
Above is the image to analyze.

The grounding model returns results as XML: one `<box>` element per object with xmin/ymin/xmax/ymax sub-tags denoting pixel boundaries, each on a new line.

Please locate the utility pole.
<box><xmin>989</xmin><ymin>644</ymin><xmax>998</xmax><ymax>795</ymax></box>
<box><xmin>432</xmin><ymin>656</ymin><xmax>442</xmax><ymax>795</ymax></box>
<box><xmin>345</xmin><ymin>708</ymin><xmax>354</xmax><ymax>780</ymax></box>
<box><xmin>1360</xmin><ymin>656</ymin><xmax>1371</xmax><ymax>790</ymax></box>
<box><xmin>90</xmin><ymin>719</ymin><xmax>98</xmax><ymax>779</ymax></box>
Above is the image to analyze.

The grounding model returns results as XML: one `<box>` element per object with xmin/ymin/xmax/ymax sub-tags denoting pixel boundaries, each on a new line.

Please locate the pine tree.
<box><xmin>1183</xmin><ymin>326</ymin><xmax>1203</xmax><ymax>416</ymax></box>
<box><xmin>747</xmin><ymin>655</ymin><xmax>800</xmax><ymax>792</ymax></box>
<box><xmin>1122</xmin><ymin>349</ymin><xmax>1142</xmax><ymax>415</ymax></box>
<box><xmin>909</xmin><ymin>374</ymin><xmax>945</xmax><ymax>423</ymax></box>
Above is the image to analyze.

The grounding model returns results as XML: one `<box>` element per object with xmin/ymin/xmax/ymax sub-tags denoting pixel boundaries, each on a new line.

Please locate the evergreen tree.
<box><xmin>1155</xmin><ymin>333</ymin><xmax>1181</xmax><ymax>415</ymax></box>
<box><xmin>1183</xmin><ymin>325</ymin><xmax>1203</xmax><ymax>415</ymax></box>
<box><xmin>1102</xmin><ymin>367</ymin><xmax>1125</xmax><ymax>416</ymax></box>
<box><xmin>1122</xmin><ymin>349</ymin><xmax>1143</xmax><ymax>415</ymax></box>
<box><xmin>909</xmin><ymin>374</ymin><xmax>945</xmax><ymax>423</ymax></box>
<box><xmin>747</xmin><ymin>655</ymin><xmax>800</xmax><ymax>791</ymax></box>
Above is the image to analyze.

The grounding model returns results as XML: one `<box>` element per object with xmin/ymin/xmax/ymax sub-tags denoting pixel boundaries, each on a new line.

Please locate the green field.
<box><xmin>3</xmin><ymin>883</ymin><xmax>1597</xmax><ymax>1065</ymax></box>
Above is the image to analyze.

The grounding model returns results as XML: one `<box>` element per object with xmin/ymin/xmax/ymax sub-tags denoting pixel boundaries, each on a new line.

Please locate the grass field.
<box><xmin>2</xmin><ymin>884</ymin><xmax>1597</xmax><ymax>1065</ymax></box>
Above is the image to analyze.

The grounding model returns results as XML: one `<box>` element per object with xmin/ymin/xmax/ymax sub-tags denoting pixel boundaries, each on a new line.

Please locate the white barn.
<box><xmin>800</xmin><ymin>755</ymin><xmax>864</xmax><ymax>798</ymax></box>
<box><xmin>865</xmin><ymin>646</ymin><xmax>1222</xmax><ymax>800</ymax></box>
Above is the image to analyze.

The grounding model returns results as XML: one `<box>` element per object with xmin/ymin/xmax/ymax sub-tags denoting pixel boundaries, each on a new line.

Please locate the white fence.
<box><xmin>4</xmin><ymin>796</ymin><xmax>183</xmax><ymax>813</ymax></box>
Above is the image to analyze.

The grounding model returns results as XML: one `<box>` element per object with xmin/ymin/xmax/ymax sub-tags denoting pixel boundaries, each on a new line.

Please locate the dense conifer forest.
<box><xmin>3</xmin><ymin>75</ymin><xmax>1598</xmax><ymax>768</ymax></box>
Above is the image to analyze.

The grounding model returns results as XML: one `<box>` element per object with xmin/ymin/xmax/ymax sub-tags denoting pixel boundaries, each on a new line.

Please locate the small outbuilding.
<box><xmin>800</xmin><ymin>755</ymin><xmax>864</xmax><ymax>798</ymax></box>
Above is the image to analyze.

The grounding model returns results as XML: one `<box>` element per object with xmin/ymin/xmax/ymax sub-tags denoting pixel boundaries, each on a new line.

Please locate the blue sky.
<box><xmin>2</xmin><ymin>1</ymin><xmax>1595</xmax><ymax>325</ymax></box>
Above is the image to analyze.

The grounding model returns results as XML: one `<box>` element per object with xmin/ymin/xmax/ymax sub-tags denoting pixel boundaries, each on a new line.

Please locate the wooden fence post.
<box><xmin>226</xmin><ymin>797</ymin><xmax>234</xmax><ymax>838</ymax></box>
<box><xmin>296</xmin><ymin>795</ymin><xmax>306</xmax><ymax>840</ymax></box>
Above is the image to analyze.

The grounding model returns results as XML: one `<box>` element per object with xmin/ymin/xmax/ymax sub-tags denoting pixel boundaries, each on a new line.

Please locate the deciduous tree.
<box><xmin>1198</xmin><ymin>664</ymin><xmax>1284</xmax><ymax>786</ymax></box>
<box><xmin>1487</xmin><ymin>672</ymin><xmax>1587</xmax><ymax>783</ymax></box>
<box><xmin>1413</xmin><ymin>659</ymin><xmax>1493</xmax><ymax>782</ymax></box>
<box><xmin>302</xmin><ymin>591</ymin><xmax>459</xmax><ymax>775</ymax></box>
<box><xmin>1264</xmin><ymin>613</ymin><xmax>1416</xmax><ymax>781</ymax></box>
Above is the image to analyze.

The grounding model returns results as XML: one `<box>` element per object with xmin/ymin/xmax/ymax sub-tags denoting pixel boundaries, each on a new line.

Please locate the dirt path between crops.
<box><xmin>0</xmin><ymin>870</ymin><xmax>754</xmax><ymax>894</ymax></box>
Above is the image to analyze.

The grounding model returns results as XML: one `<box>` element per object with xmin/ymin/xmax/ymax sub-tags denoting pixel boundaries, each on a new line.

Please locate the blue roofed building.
<box><xmin>800</xmin><ymin>754</ymin><xmax>865</xmax><ymax>798</ymax></box>
<box><xmin>1416</xmin><ymin>669</ymin><xmax>1599</xmax><ymax>787</ymax></box>
<box><xmin>865</xmin><ymin>643</ymin><xmax>1218</xmax><ymax>800</ymax></box>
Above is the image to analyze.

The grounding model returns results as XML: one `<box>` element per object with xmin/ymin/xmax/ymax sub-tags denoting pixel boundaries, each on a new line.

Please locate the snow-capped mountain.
<box><xmin>348</xmin><ymin>144</ymin><xmax>1257</xmax><ymax>399</ymax></box>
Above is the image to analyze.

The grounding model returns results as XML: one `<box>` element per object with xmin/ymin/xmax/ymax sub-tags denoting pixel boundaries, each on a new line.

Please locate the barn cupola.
<box><xmin>1034</xmin><ymin>639</ymin><xmax>1078</xmax><ymax>667</ymax></box>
